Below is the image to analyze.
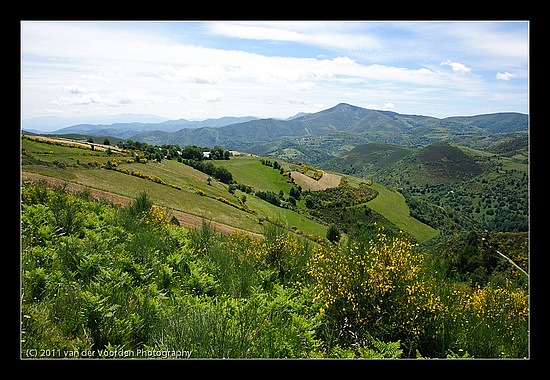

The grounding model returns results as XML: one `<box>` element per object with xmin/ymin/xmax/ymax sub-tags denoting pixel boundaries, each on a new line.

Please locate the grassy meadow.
<box><xmin>367</xmin><ymin>182</ymin><xmax>439</xmax><ymax>242</ymax></box>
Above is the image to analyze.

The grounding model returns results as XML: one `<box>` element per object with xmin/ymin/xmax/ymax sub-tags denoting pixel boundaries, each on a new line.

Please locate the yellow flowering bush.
<box><xmin>221</xmin><ymin>229</ymin><xmax>312</xmax><ymax>285</ymax></box>
<box><xmin>444</xmin><ymin>280</ymin><xmax>529</xmax><ymax>357</ymax></box>
<box><xmin>221</xmin><ymin>232</ymin><xmax>264</xmax><ymax>265</ymax></box>
<box><xmin>308</xmin><ymin>232</ymin><xmax>445</xmax><ymax>354</ymax></box>
<box><xmin>145</xmin><ymin>204</ymin><xmax>170</xmax><ymax>225</ymax></box>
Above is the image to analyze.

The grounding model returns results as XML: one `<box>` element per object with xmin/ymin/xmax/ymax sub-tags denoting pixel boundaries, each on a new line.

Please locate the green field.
<box><xmin>216</xmin><ymin>156</ymin><xmax>295</xmax><ymax>193</ymax></box>
<box><xmin>217</xmin><ymin>155</ymin><xmax>439</xmax><ymax>241</ymax></box>
<box><xmin>367</xmin><ymin>182</ymin><xmax>439</xmax><ymax>242</ymax></box>
<box><xmin>21</xmin><ymin>135</ymin><xmax>441</xmax><ymax>242</ymax></box>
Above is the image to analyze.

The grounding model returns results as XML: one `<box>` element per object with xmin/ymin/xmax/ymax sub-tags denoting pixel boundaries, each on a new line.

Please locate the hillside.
<box><xmin>320</xmin><ymin>140</ymin><xmax>528</xmax><ymax>235</ymax></box>
<box><xmin>323</xmin><ymin>143</ymin><xmax>414</xmax><ymax>176</ymax></box>
<box><xmin>21</xmin><ymin>134</ymin><xmax>439</xmax><ymax>243</ymax></box>
<box><xmin>20</xmin><ymin>135</ymin><xmax>323</xmax><ymax>239</ymax></box>
<box><xmin>416</xmin><ymin>142</ymin><xmax>483</xmax><ymax>182</ymax></box>
<box><xmin>324</xmin><ymin>141</ymin><xmax>483</xmax><ymax>186</ymax></box>
<box><xmin>487</xmin><ymin>135</ymin><xmax>529</xmax><ymax>158</ymax></box>
<box><xmin>444</xmin><ymin>113</ymin><xmax>529</xmax><ymax>133</ymax></box>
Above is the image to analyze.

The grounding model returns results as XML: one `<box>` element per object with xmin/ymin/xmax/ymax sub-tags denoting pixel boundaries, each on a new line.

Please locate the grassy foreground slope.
<box><xmin>20</xmin><ymin>175</ymin><xmax>529</xmax><ymax>359</ymax></box>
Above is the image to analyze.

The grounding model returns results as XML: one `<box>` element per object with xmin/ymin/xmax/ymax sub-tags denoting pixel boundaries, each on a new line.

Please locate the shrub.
<box><xmin>308</xmin><ymin>230</ymin><xmax>445</xmax><ymax>356</ymax></box>
<box><xmin>440</xmin><ymin>281</ymin><xmax>528</xmax><ymax>358</ymax></box>
<box><xmin>326</xmin><ymin>224</ymin><xmax>341</xmax><ymax>244</ymax></box>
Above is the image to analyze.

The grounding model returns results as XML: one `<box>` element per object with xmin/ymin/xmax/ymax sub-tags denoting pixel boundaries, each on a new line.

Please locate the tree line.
<box><xmin>117</xmin><ymin>140</ymin><xmax>231</xmax><ymax>162</ymax></box>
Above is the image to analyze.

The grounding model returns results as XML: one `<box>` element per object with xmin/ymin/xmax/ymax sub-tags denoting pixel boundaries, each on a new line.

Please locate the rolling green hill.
<box><xmin>416</xmin><ymin>142</ymin><xmax>483</xmax><ymax>182</ymax></box>
<box><xmin>21</xmin><ymin>135</ymin><xmax>329</xmax><ymax>239</ymax></box>
<box><xmin>319</xmin><ymin>140</ymin><xmax>528</xmax><ymax>234</ymax></box>
<box><xmin>324</xmin><ymin>141</ymin><xmax>485</xmax><ymax>187</ymax></box>
<box><xmin>367</xmin><ymin>182</ymin><xmax>439</xmax><ymax>242</ymax></box>
<box><xmin>21</xmin><ymin>134</ymin><xmax>439</xmax><ymax>243</ymax></box>
<box><xmin>323</xmin><ymin>143</ymin><xmax>414</xmax><ymax>177</ymax></box>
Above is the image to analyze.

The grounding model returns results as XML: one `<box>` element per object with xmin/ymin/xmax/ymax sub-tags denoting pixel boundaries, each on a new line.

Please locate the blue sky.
<box><xmin>21</xmin><ymin>21</ymin><xmax>529</xmax><ymax>126</ymax></box>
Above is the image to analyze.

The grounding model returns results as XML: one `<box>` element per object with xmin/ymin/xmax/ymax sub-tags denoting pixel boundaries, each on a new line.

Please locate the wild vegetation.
<box><xmin>21</xmin><ymin>181</ymin><xmax>528</xmax><ymax>359</ymax></box>
<box><xmin>20</xmin><ymin>133</ymin><xmax>529</xmax><ymax>359</ymax></box>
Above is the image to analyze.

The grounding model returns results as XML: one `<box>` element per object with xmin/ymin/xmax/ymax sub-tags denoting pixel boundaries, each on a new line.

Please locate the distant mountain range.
<box><xmin>24</xmin><ymin>103</ymin><xmax>528</xmax><ymax>160</ymax></box>
<box><xmin>22</xmin><ymin>114</ymin><xmax>171</xmax><ymax>133</ymax></box>
<box><xmin>25</xmin><ymin>115</ymin><xmax>260</xmax><ymax>138</ymax></box>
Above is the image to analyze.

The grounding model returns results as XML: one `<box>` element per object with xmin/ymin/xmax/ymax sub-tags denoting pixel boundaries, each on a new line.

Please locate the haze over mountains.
<box><xmin>22</xmin><ymin>114</ymin><xmax>171</xmax><ymax>133</ymax></box>
<box><xmin>23</xmin><ymin>103</ymin><xmax>528</xmax><ymax>160</ymax></box>
<box><xmin>22</xmin><ymin>115</ymin><xmax>260</xmax><ymax>136</ymax></box>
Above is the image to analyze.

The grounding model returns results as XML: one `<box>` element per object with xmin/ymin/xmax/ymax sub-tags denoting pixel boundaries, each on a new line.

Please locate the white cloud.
<box><xmin>288</xmin><ymin>82</ymin><xmax>315</xmax><ymax>90</ymax></box>
<box><xmin>287</xmin><ymin>98</ymin><xmax>308</xmax><ymax>105</ymax></box>
<box><xmin>21</xmin><ymin>21</ymin><xmax>528</xmax><ymax>120</ymax></box>
<box><xmin>364</xmin><ymin>102</ymin><xmax>395</xmax><ymax>111</ymax></box>
<box><xmin>440</xmin><ymin>60</ymin><xmax>471</xmax><ymax>74</ymax></box>
<box><xmin>53</xmin><ymin>91</ymin><xmax>167</xmax><ymax>108</ymax></box>
<box><xmin>445</xmin><ymin>22</ymin><xmax>528</xmax><ymax>66</ymax></box>
<box><xmin>169</xmin><ymin>64</ymin><xmax>228</xmax><ymax>84</ymax></box>
<box><xmin>54</xmin><ymin>93</ymin><xmax>102</xmax><ymax>106</ymax></box>
<box><xmin>496</xmin><ymin>72</ymin><xmax>516</xmax><ymax>81</ymax></box>
<box><xmin>178</xmin><ymin>90</ymin><xmax>193</xmax><ymax>100</ymax></box>
<box><xmin>206</xmin><ymin>21</ymin><xmax>381</xmax><ymax>51</ymax></box>
<box><xmin>207</xmin><ymin>23</ymin><xmax>306</xmax><ymax>43</ymax></box>
<box><xmin>395</xmin><ymin>22</ymin><xmax>528</xmax><ymax>70</ymax></box>
<box><xmin>20</xmin><ymin>23</ymin><xmax>478</xmax><ymax>98</ymax></box>
<box><xmin>63</xmin><ymin>84</ymin><xmax>87</xmax><ymax>94</ymax></box>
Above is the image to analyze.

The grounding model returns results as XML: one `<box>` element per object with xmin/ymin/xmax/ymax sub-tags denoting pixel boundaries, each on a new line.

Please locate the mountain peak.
<box><xmin>332</xmin><ymin>103</ymin><xmax>360</xmax><ymax>111</ymax></box>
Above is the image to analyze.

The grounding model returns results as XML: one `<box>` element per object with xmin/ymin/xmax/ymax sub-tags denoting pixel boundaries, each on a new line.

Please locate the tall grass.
<box><xmin>152</xmin><ymin>217</ymin><xmax>321</xmax><ymax>358</ymax></box>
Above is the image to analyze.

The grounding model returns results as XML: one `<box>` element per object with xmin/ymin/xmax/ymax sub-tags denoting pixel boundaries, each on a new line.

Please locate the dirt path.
<box><xmin>21</xmin><ymin>171</ymin><xmax>263</xmax><ymax>238</ymax></box>
<box><xmin>290</xmin><ymin>171</ymin><xmax>341</xmax><ymax>191</ymax></box>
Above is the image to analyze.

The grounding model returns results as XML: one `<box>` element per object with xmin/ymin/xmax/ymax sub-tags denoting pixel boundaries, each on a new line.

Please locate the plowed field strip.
<box><xmin>290</xmin><ymin>171</ymin><xmax>341</xmax><ymax>191</ymax></box>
